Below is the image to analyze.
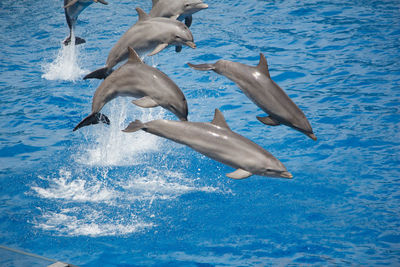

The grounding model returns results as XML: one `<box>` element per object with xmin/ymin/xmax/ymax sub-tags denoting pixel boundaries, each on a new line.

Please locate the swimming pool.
<box><xmin>1</xmin><ymin>0</ymin><xmax>399</xmax><ymax>265</ymax></box>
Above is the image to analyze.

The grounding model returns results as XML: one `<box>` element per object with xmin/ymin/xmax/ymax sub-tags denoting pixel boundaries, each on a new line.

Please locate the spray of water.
<box><xmin>75</xmin><ymin>99</ymin><xmax>164</xmax><ymax>166</ymax></box>
<box><xmin>42</xmin><ymin>30</ymin><xmax>87</xmax><ymax>81</ymax></box>
<box><xmin>34</xmin><ymin>57</ymin><xmax>225</xmax><ymax>237</ymax></box>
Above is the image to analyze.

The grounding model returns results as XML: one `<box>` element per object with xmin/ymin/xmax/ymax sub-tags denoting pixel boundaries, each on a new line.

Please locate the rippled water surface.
<box><xmin>1</xmin><ymin>0</ymin><xmax>400</xmax><ymax>266</ymax></box>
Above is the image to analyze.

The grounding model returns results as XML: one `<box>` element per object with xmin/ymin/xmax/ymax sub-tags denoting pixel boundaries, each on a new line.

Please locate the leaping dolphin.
<box><xmin>63</xmin><ymin>0</ymin><xmax>108</xmax><ymax>46</ymax></box>
<box><xmin>73</xmin><ymin>47</ymin><xmax>188</xmax><ymax>131</ymax></box>
<box><xmin>188</xmin><ymin>54</ymin><xmax>317</xmax><ymax>141</ymax></box>
<box><xmin>123</xmin><ymin>109</ymin><xmax>293</xmax><ymax>179</ymax></box>
<box><xmin>149</xmin><ymin>0</ymin><xmax>208</xmax><ymax>52</ymax></box>
<box><xmin>83</xmin><ymin>7</ymin><xmax>196</xmax><ymax>80</ymax></box>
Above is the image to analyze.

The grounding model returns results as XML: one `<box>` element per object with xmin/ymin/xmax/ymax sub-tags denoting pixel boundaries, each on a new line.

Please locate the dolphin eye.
<box><xmin>175</xmin><ymin>35</ymin><xmax>181</xmax><ymax>39</ymax></box>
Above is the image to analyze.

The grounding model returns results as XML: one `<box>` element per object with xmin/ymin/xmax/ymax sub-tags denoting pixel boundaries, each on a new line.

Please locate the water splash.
<box><xmin>41</xmin><ymin>30</ymin><xmax>86</xmax><ymax>81</ymax></box>
<box><xmin>34</xmin><ymin>208</ymin><xmax>153</xmax><ymax>237</ymax></box>
<box><xmin>74</xmin><ymin>99</ymin><xmax>164</xmax><ymax>166</ymax></box>
<box><xmin>31</xmin><ymin>167</ymin><xmax>222</xmax><ymax>237</ymax></box>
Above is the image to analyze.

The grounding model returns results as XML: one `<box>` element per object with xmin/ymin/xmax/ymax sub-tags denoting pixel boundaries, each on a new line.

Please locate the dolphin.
<box><xmin>149</xmin><ymin>0</ymin><xmax>208</xmax><ymax>52</ymax></box>
<box><xmin>63</xmin><ymin>0</ymin><xmax>108</xmax><ymax>46</ymax></box>
<box><xmin>188</xmin><ymin>54</ymin><xmax>317</xmax><ymax>141</ymax></box>
<box><xmin>73</xmin><ymin>47</ymin><xmax>188</xmax><ymax>131</ymax></box>
<box><xmin>83</xmin><ymin>7</ymin><xmax>196</xmax><ymax>80</ymax></box>
<box><xmin>123</xmin><ymin>109</ymin><xmax>292</xmax><ymax>179</ymax></box>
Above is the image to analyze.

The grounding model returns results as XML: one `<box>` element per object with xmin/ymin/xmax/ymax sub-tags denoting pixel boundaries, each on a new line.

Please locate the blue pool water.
<box><xmin>1</xmin><ymin>0</ymin><xmax>400</xmax><ymax>265</ymax></box>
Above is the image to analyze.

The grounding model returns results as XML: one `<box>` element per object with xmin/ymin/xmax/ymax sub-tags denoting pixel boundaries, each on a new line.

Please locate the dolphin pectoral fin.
<box><xmin>175</xmin><ymin>45</ymin><xmax>182</xmax><ymax>53</ymax></box>
<box><xmin>83</xmin><ymin>67</ymin><xmax>110</xmax><ymax>80</ymax></box>
<box><xmin>257</xmin><ymin>116</ymin><xmax>280</xmax><ymax>126</ymax></box>
<box><xmin>64</xmin><ymin>0</ymin><xmax>78</xmax><ymax>9</ymax></box>
<box><xmin>122</xmin><ymin>120</ymin><xmax>145</xmax><ymax>133</ymax></box>
<box><xmin>132</xmin><ymin>97</ymin><xmax>159</xmax><ymax>108</ymax></box>
<box><xmin>185</xmin><ymin>15</ymin><xmax>193</xmax><ymax>27</ymax></box>
<box><xmin>73</xmin><ymin>113</ymin><xmax>110</xmax><ymax>131</ymax></box>
<box><xmin>226</xmin><ymin>169</ymin><xmax>253</xmax><ymax>179</ymax></box>
<box><xmin>187</xmin><ymin>63</ymin><xmax>215</xmax><ymax>71</ymax></box>
<box><xmin>148</xmin><ymin>43</ymin><xmax>168</xmax><ymax>56</ymax></box>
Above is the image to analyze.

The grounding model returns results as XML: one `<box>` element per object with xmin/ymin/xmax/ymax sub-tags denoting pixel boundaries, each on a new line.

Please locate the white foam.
<box><xmin>31</xmin><ymin>167</ymin><xmax>224</xmax><ymax>236</ymax></box>
<box><xmin>119</xmin><ymin>168</ymin><xmax>221</xmax><ymax>202</ymax></box>
<box><xmin>42</xmin><ymin>30</ymin><xmax>87</xmax><ymax>82</ymax></box>
<box><xmin>35</xmin><ymin>209</ymin><xmax>153</xmax><ymax>237</ymax></box>
<box><xmin>32</xmin><ymin>169</ymin><xmax>115</xmax><ymax>203</ymax></box>
<box><xmin>74</xmin><ymin>99</ymin><xmax>164</xmax><ymax>166</ymax></box>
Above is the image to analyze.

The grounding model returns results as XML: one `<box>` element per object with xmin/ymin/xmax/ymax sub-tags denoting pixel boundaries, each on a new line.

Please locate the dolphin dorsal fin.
<box><xmin>136</xmin><ymin>7</ymin><xmax>151</xmax><ymax>21</ymax></box>
<box><xmin>128</xmin><ymin>47</ymin><xmax>143</xmax><ymax>64</ymax></box>
<box><xmin>257</xmin><ymin>53</ymin><xmax>270</xmax><ymax>78</ymax></box>
<box><xmin>151</xmin><ymin>0</ymin><xmax>159</xmax><ymax>7</ymax></box>
<box><xmin>211</xmin><ymin>109</ymin><xmax>230</xmax><ymax>130</ymax></box>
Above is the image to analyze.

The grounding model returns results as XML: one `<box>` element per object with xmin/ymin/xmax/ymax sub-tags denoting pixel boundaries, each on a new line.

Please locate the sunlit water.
<box><xmin>0</xmin><ymin>0</ymin><xmax>399</xmax><ymax>266</ymax></box>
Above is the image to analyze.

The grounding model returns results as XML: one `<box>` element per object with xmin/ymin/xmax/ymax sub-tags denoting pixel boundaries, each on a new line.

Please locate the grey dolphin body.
<box><xmin>123</xmin><ymin>109</ymin><xmax>292</xmax><ymax>179</ymax></box>
<box><xmin>63</xmin><ymin>0</ymin><xmax>108</xmax><ymax>45</ymax></box>
<box><xmin>73</xmin><ymin>47</ymin><xmax>188</xmax><ymax>131</ymax></box>
<box><xmin>149</xmin><ymin>0</ymin><xmax>208</xmax><ymax>26</ymax></box>
<box><xmin>149</xmin><ymin>0</ymin><xmax>208</xmax><ymax>52</ymax></box>
<box><xmin>188</xmin><ymin>54</ymin><xmax>317</xmax><ymax>141</ymax></box>
<box><xmin>84</xmin><ymin>7</ymin><xmax>196</xmax><ymax>80</ymax></box>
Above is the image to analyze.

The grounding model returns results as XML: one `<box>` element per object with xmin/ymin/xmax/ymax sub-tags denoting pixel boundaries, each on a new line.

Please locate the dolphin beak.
<box><xmin>280</xmin><ymin>171</ymin><xmax>293</xmax><ymax>179</ymax></box>
<box><xmin>198</xmin><ymin>3</ymin><xmax>209</xmax><ymax>9</ymax></box>
<box><xmin>308</xmin><ymin>133</ymin><xmax>317</xmax><ymax>141</ymax></box>
<box><xmin>185</xmin><ymin>41</ymin><xmax>196</xmax><ymax>49</ymax></box>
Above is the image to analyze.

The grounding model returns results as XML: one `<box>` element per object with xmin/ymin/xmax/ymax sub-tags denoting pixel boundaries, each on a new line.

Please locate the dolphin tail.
<box><xmin>63</xmin><ymin>35</ymin><xmax>86</xmax><ymax>46</ymax></box>
<box><xmin>83</xmin><ymin>67</ymin><xmax>110</xmax><ymax>80</ymax></box>
<box><xmin>187</xmin><ymin>63</ymin><xmax>215</xmax><ymax>71</ymax></box>
<box><xmin>122</xmin><ymin>120</ymin><xmax>145</xmax><ymax>133</ymax></box>
<box><xmin>73</xmin><ymin>113</ymin><xmax>110</xmax><ymax>131</ymax></box>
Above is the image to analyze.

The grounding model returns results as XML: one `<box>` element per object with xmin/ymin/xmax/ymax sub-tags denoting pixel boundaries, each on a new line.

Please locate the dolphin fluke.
<box><xmin>83</xmin><ymin>67</ymin><xmax>110</xmax><ymax>80</ymax></box>
<box><xmin>63</xmin><ymin>35</ymin><xmax>86</xmax><ymax>46</ymax></box>
<box><xmin>122</xmin><ymin>120</ymin><xmax>145</xmax><ymax>133</ymax></box>
<box><xmin>187</xmin><ymin>63</ymin><xmax>215</xmax><ymax>71</ymax></box>
<box><xmin>73</xmin><ymin>113</ymin><xmax>110</xmax><ymax>131</ymax></box>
